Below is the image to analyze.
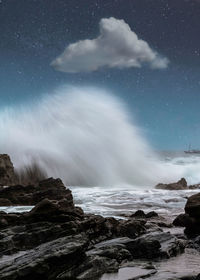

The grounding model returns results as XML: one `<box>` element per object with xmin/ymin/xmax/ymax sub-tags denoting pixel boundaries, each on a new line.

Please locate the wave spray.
<box><xmin>0</xmin><ymin>87</ymin><xmax>182</xmax><ymax>186</ymax></box>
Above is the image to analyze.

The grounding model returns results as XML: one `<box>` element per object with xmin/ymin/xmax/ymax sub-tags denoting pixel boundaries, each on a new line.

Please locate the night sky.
<box><xmin>1</xmin><ymin>0</ymin><xmax>200</xmax><ymax>150</ymax></box>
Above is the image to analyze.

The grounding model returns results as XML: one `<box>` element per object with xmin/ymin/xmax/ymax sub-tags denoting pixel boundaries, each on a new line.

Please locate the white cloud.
<box><xmin>51</xmin><ymin>17</ymin><xmax>169</xmax><ymax>73</ymax></box>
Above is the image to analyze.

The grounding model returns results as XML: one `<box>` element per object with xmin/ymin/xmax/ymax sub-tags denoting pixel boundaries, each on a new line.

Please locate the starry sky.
<box><xmin>0</xmin><ymin>0</ymin><xmax>200</xmax><ymax>150</ymax></box>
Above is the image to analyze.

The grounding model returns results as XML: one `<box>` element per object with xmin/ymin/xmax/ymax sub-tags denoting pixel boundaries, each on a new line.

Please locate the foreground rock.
<box><xmin>0</xmin><ymin>177</ymin><xmax>190</xmax><ymax>279</ymax></box>
<box><xmin>174</xmin><ymin>192</ymin><xmax>200</xmax><ymax>236</ymax></box>
<box><xmin>0</xmin><ymin>234</ymin><xmax>89</xmax><ymax>280</ymax></box>
<box><xmin>0</xmin><ymin>177</ymin><xmax>73</xmax><ymax>206</ymax></box>
<box><xmin>0</xmin><ymin>154</ymin><xmax>198</xmax><ymax>280</ymax></box>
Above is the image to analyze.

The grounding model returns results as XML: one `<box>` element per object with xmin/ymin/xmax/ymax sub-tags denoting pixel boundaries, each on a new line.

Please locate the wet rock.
<box><xmin>183</xmin><ymin>192</ymin><xmax>200</xmax><ymax>236</ymax></box>
<box><xmin>0</xmin><ymin>154</ymin><xmax>16</xmax><ymax>186</ymax></box>
<box><xmin>117</xmin><ymin>219</ymin><xmax>146</xmax><ymax>238</ymax></box>
<box><xmin>0</xmin><ymin>177</ymin><xmax>73</xmax><ymax>206</ymax></box>
<box><xmin>101</xmin><ymin>265</ymin><xmax>157</xmax><ymax>280</ymax></box>
<box><xmin>185</xmin><ymin>193</ymin><xmax>200</xmax><ymax>218</ymax></box>
<box><xmin>155</xmin><ymin>178</ymin><xmax>188</xmax><ymax>190</ymax></box>
<box><xmin>146</xmin><ymin>211</ymin><xmax>159</xmax><ymax>218</ymax></box>
<box><xmin>131</xmin><ymin>210</ymin><xmax>159</xmax><ymax>219</ymax></box>
<box><xmin>188</xmin><ymin>183</ymin><xmax>200</xmax><ymax>190</ymax></box>
<box><xmin>89</xmin><ymin>231</ymin><xmax>185</xmax><ymax>260</ymax></box>
<box><xmin>0</xmin><ymin>234</ymin><xmax>89</xmax><ymax>280</ymax></box>
<box><xmin>173</xmin><ymin>213</ymin><xmax>194</xmax><ymax>227</ymax></box>
<box><xmin>59</xmin><ymin>255</ymin><xmax>119</xmax><ymax>280</ymax></box>
<box><xmin>131</xmin><ymin>210</ymin><xmax>146</xmax><ymax>218</ymax></box>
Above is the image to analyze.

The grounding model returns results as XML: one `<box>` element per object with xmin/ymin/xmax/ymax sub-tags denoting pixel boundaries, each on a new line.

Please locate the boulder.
<box><xmin>173</xmin><ymin>213</ymin><xmax>195</xmax><ymax>227</ymax></box>
<box><xmin>0</xmin><ymin>154</ymin><xmax>16</xmax><ymax>186</ymax></box>
<box><xmin>0</xmin><ymin>177</ymin><xmax>73</xmax><ymax>206</ymax></box>
<box><xmin>185</xmin><ymin>192</ymin><xmax>200</xmax><ymax>218</ymax></box>
<box><xmin>183</xmin><ymin>192</ymin><xmax>200</xmax><ymax>236</ymax></box>
<box><xmin>89</xmin><ymin>231</ymin><xmax>185</xmax><ymax>260</ymax></box>
<box><xmin>27</xmin><ymin>198</ymin><xmax>84</xmax><ymax>222</ymax></box>
<box><xmin>0</xmin><ymin>234</ymin><xmax>89</xmax><ymax>280</ymax></box>
<box><xmin>155</xmin><ymin>178</ymin><xmax>188</xmax><ymax>190</ymax></box>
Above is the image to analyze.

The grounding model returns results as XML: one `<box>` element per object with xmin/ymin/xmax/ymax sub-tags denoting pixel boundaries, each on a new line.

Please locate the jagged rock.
<box><xmin>183</xmin><ymin>192</ymin><xmax>200</xmax><ymax>236</ymax></box>
<box><xmin>173</xmin><ymin>213</ymin><xmax>195</xmax><ymax>227</ymax></box>
<box><xmin>0</xmin><ymin>154</ymin><xmax>16</xmax><ymax>186</ymax></box>
<box><xmin>58</xmin><ymin>255</ymin><xmax>119</xmax><ymax>279</ymax></box>
<box><xmin>185</xmin><ymin>192</ymin><xmax>200</xmax><ymax>218</ymax></box>
<box><xmin>116</xmin><ymin>219</ymin><xmax>146</xmax><ymax>238</ymax></box>
<box><xmin>26</xmin><ymin>198</ymin><xmax>84</xmax><ymax>223</ymax></box>
<box><xmin>155</xmin><ymin>178</ymin><xmax>188</xmax><ymax>190</ymax></box>
<box><xmin>131</xmin><ymin>210</ymin><xmax>159</xmax><ymax>219</ymax></box>
<box><xmin>0</xmin><ymin>234</ymin><xmax>89</xmax><ymax>280</ymax></box>
<box><xmin>188</xmin><ymin>183</ymin><xmax>200</xmax><ymax>190</ymax></box>
<box><xmin>0</xmin><ymin>177</ymin><xmax>73</xmax><ymax>206</ymax></box>
<box><xmin>88</xmin><ymin>231</ymin><xmax>185</xmax><ymax>261</ymax></box>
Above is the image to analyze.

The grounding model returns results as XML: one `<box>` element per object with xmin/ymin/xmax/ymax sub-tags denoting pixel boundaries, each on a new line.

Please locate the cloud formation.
<box><xmin>51</xmin><ymin>17</ymin><xmax>169</xmax><ymax>73</ymax></box>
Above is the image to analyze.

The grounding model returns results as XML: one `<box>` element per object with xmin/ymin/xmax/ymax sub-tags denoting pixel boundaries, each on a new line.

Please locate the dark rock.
<box><xmin>58</xmin><ymin>255</ymin><xmax>119</xmax><ymax>279</ymax></box>
<box><xmin>26</xmin><ymin>198</ymin><xmax>83</xmax><ymax>223</ymax></box>
<box><xmin>130</xmin><ymin>232</ymin><xmax>185</xmax><ymax>259</ymax></box>
<box><xmin>89</xmin><ymin>231</ymin><xmax>185</xmax><ymax>260</ymax></box>
<box><xmin>0</xmin><ymin>198</ymin><xmax>12</xmax><ymax>206</ymax></box>
<box><xmin>185</xmin><ymin>193</ymin><xmax>200</xmax><ymax>218</ymax></box>
<box><xmin>181</xmin><ymin>192</ymin><xmax>200</xmax><ymax>236</ymax></box>
<box><xmin>0</xmin><ymin>177</ymin><xmax>73</xmax><ymax>206</ymax></box>
<box><xmin>188</xmin><ymin>184</ymin><xmax>200</xmax><ymax>190</ymax></box>
<box><xmin>173</xmin><ymin>213</ymin><xmax>194</xmax><ymax>227</ymax></box>
<box><xmin>131</xmin><ymin>210</ymin><xmax>146</xmax><ymax>218</ymax></box>
<box><xmin>131</xmin><ymin>210</ymin><xmax>159</xmax><ymax>219</ymax></box>
<box><xmin>146</xmin><ymin>211</ymin><xmax>159</xmax><ymax>218</ymax></box>
<box><xmin>156</xmin><ymin>178</ymin><xmax>188</xmax><ymax>190</ymax></box>
<box><xmin>0</xmin><ymin>154</ymin><xmax>16</xmax><ymax>186</ymax></box>
<box><xmin>0</xmin><ymin>234</ymin><xmax>89</xmax><ymax>280</ymax></box>
<box><xmin>117</xmin><ymin>219</ymin><xmax>146</xmax><ymax>238</ymax></box>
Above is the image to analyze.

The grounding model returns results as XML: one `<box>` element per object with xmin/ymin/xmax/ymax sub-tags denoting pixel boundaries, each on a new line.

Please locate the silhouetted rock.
<box><xmin>185</xmin><ymin>192</ymin><xmax>200</xmax><ymax>218</ymax></box>
<box><xmin>173</xmin><ymin>213</ymin><xmax>194</xmax><ymax>227</ymax></box>
<box><xmin>183</xmin><ymin>192</ymin><xmax>200</xmax><ymax>236</ymax></box>
<box><xmin>0</xmin><ymin>154</ymin><xmax>16</xmax><ymax>186</ymax></box>
<box><xmin>131</xmin><ymin>210</ymin><xmax>159</xmax><ymax>219</ymax></box>
<box><xmin>155</xmin><ymin>178</ymin><xmax>188</xmax><ymax>190</ymax></box>
<box><xmin>0</xmin><ymin>177</ymin><xmax>73</xmax><ymax>206</ymax></box>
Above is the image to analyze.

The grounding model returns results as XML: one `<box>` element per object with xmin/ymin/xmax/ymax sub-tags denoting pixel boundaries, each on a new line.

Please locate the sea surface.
<box><xmin>1</xmin><ymin>152</ymin><xmax>200</xmax><ymax>218</ymax></box>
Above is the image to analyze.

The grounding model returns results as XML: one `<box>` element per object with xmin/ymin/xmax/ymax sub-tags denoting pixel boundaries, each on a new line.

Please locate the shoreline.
<box><xmin>0</xmin><ymin>154</ymin><xmax>200</xmax><ymax>279</ymax></box>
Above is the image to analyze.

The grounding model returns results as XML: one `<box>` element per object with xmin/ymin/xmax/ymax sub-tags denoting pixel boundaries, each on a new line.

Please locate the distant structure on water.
<box><xmin>184</xmin><ymin>144</ymin><xmax>200</xmax><ymax>154</ymax></box>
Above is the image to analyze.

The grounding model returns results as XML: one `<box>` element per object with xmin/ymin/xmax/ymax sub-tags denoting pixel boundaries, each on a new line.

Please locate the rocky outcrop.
<box><xmin>185</xmin><ymin>192</ymin><xmax>200</xmax><ymax>218</ymax></box>
<box><xmin>155</xmin><ymin>178</ymin><xmax>188</xmax><ymax>190</ymax></box>
<box><xmin>0</xmin><ymin>234</ymin><xmax>89</xmax><ymax>280</ymax></box>
<box><xmin>156</xmin><ymin>178</ymin><xmax>200</xmax><ymax>191</ymax></box>
<box><xmin>173</xmin><ymin>192</ymin><xmax>200</xmax><ymax>236</ymax></box>
<box><xmin>0</xmin><ymin>154</ymin><xmax>198</xmax><ymax>279</ymax></box>
<box><xmin>0</xmin><ymin>154</ymin><xmax>16</xmax><ymax>186</ymax></box>
<box><xmin>184</xmin><ymin>193</ymin><xmax>200</xmax><ymax>236</ymax></box>
<box><xmin>0</xmin><ymin>177</ymin><xmax>73</xmax><ymax>206</ymax></box>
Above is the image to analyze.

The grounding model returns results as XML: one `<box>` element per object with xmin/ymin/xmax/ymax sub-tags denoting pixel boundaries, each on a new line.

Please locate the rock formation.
<box><xmin>0</xmin><ymin>155</ymin><xmax>199</xmax><ymax>279</ymax></box>
<box><xmin>155</xmin><ymin>177</ymin><xmax>200</xmax><ymax>190</ymax></box>
<box><xmin>0</xmin><ymin>154</ymin><xmax>16</xmax><ymax>186</ymax></box>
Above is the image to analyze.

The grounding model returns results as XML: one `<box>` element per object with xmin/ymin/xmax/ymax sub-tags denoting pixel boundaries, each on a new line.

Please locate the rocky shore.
<box><xmin>0</xmin><ymin>154</ymin><xmax>200</xmax><ymax>279</ymax></box>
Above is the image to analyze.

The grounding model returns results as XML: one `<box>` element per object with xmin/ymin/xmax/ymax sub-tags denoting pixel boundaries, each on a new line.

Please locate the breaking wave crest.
<box><xmin>0</xmin><ymin>86</ymin><xmax>190</xmax><ymax>186</ymax></box>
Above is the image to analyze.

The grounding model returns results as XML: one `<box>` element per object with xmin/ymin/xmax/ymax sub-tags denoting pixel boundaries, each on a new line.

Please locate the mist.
<box><xmin>0</xmin><ymin>86</ymin><xmax>181</xmax><ymax>186</ymax></box>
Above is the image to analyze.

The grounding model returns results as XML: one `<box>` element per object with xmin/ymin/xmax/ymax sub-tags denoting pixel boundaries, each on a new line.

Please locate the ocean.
<box><xmin>1</xmin><ymin>152</ymin><xmax>200</xmax><ymax>218</ymax></box>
